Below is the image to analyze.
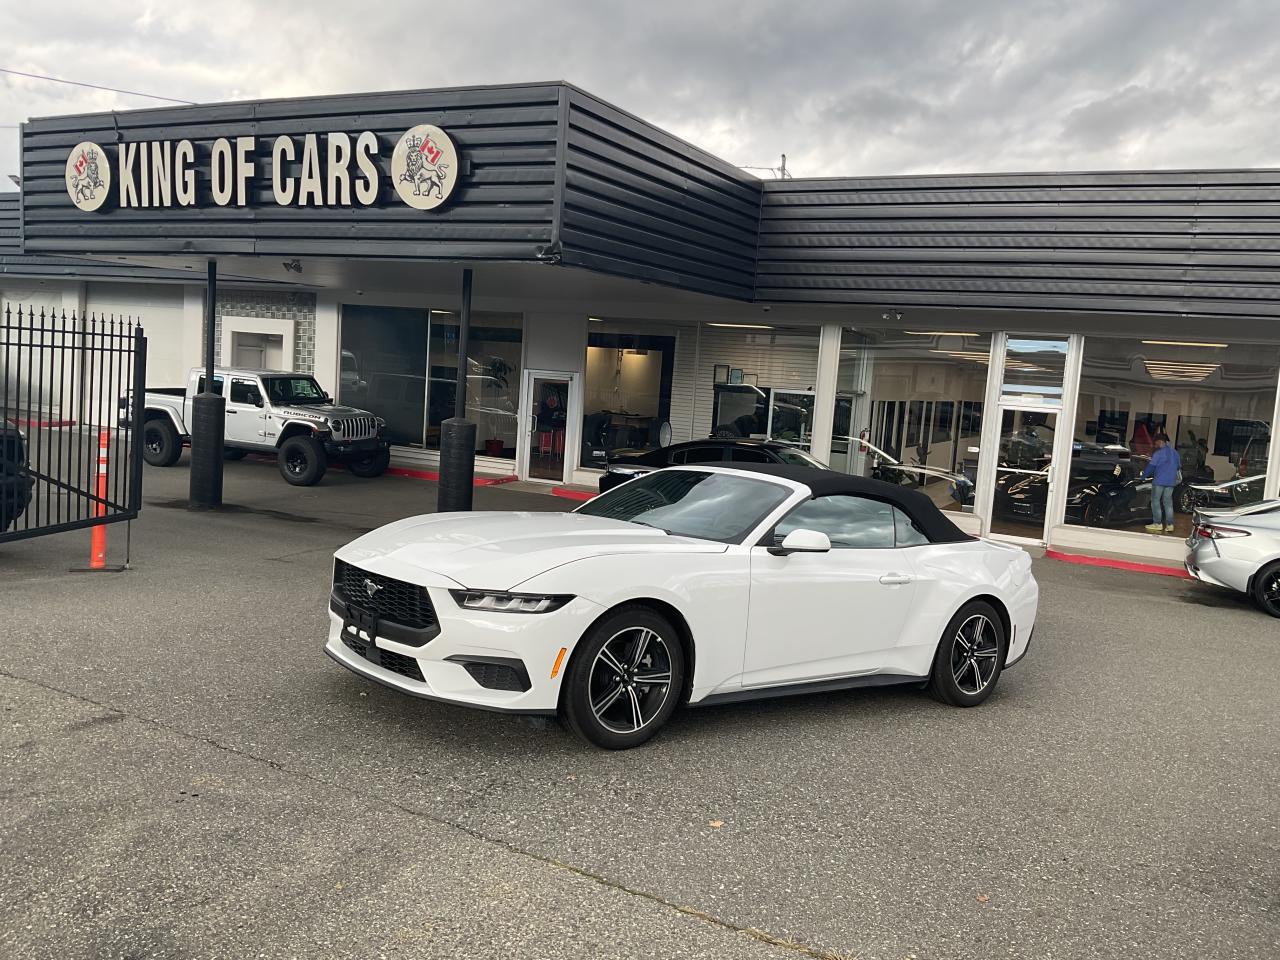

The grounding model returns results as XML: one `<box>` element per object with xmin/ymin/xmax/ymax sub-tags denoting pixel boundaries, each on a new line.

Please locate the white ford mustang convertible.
<box><xmin>325</xmin><ymin>464</ymin><xmax>1038</xmax><ymax>749</ymax></box>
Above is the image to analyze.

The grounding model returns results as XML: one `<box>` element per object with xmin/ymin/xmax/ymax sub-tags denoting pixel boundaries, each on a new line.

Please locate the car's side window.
<box><xmin>229</xmin><ymin>378</ymin><xmax>261</xmax><ymax>405</ymax></box>
<box><xmin>772</xmin><ymin>495</ymin><xmax>897</xmax><ymax>549</ymax></box>
<box><xmin>196</xmin><ymin>375</ymin><xmax>224</xmax><ymax>396</ymax></box>
<box><xmin>728</xmin><ymin>447</ymin><xmax>772</xmax><ymax>463</ymax></box>
<box><xmin>893</xmin><ymin>507</ymin><xmax>930</xmax><ymax>547</ymax></box>
<box><xmin>677</xmin><ymin>446</ymin><xmax>724</xmax><ymax>464</ymax></box>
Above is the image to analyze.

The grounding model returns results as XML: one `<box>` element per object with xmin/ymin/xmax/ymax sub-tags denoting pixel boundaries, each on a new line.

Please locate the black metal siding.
<box><xmin>756</xmin><ymin>171</ymin><xmax>1280</xmax><ymax>317</ymax></box>
<box><xmin>0</xmin><ymin>194</ymin><xmax>19</xmax><ymax>255</ymax></box>
<box><xmin>559</xmin><ymin>87</ymin><xmax>761</xmax><ymax>300</ymax></box>
<box><xmin>20</xmin><ymin>83</ymin><xmax>561</xmax><ymax>262</ymax></box>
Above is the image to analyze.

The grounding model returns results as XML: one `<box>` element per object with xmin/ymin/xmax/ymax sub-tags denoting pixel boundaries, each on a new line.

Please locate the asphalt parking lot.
<box><xmin>2</xmin><ymin>455</ymin><xmax>1277</xmax><ymax>960</ymax></box>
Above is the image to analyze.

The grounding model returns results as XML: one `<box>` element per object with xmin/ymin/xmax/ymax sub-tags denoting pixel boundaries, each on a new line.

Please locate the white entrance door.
<box><xmin>518</xmin><ymin>370</ymin><xmax>577</xmax><ymax>483</ymax></box>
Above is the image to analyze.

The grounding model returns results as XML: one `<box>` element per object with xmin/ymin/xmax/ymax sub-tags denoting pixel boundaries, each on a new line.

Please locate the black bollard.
<box><xmin>188</xmin><ymin>391</ymin><xmax>225</xmax><ymax>509</ymax></box>
<box><xmin>438</xmin><ymin>418</ymin><xmax>476</xmax><ymax>512</ymax></box>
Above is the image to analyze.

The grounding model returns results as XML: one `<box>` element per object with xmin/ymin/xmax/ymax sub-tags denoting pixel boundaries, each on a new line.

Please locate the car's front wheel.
<box><xmin>928</xmin><ymin>601</ymin><xmax>1006</xmax><ymax>707</ymax></box>
<box><xmin>142</xmin><ymin>418</ymin><xmax>181</xmax><ymax>467</ymax></box>
<box><xmin>561</xmin><ymin>606</ymin><xmax>686</xmax><ymax>750</ymax></box>
<box><xmin>278</xmin><ymin>435</ymin><xmax>327</xmax><ymax>486</ymax></box>
<box><xmin>1252</xmin><ymin>562</ymin><xmax>1280</xmax><ymax>618</ymax></box>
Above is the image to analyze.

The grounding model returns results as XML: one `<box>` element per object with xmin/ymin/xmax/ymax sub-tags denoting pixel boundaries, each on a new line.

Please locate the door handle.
<box><xmin>879</xmin><ymin>573</ymin><xmax>913</xmax><ymax>585</ymax></box>
<box><xmin>227</xmin><ymin>410</ymin><xmax>237</xmax><ymax>415</ymax></box>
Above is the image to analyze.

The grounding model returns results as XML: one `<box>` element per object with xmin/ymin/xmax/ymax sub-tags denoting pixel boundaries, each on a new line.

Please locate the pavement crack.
<box><xmin>0</xmin><ymin>666</ymin><xmax>853</xmax><ymax>960</ymax></box>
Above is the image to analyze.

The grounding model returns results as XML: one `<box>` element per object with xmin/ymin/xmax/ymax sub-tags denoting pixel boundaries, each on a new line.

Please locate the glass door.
<box><xmin>990</xmin><ymin>408</ymin><xmax>1059</xmax><ymax>541</ymax></box>
<box><xmin>521</xmin><ymin>371</ymin><xmax>573</xmax><ymax>483</ymax></box>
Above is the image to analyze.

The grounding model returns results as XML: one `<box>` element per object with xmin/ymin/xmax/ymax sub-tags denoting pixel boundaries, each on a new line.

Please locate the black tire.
<box><xmin>347</xmin><ymin>446</ymin><xmax>390</xmax><ymax>478</ymax></box>
<box><xmin>142</xmin><ymin>418</ymin><xmax>182</xmax><ymax>467</ymax></box>
<box><xmin>1252</xmin><ymin>562</ymin><xmax>1280</xmax><ymax>618</ymax></box>
<box><xmin>223</xmin><ymin>448</ymin><xmax>248</xmax><ymax>461</ymax></box>
<box><xmin>277</xmin><ymin>435</ymin><xmax>327</xmax><ymax>486</ymax></box>
<box><xmin>1083</xmin><ymin>499</ymin><xmax>1113</xmax><ymax>527</ymax></box>
<box><xmin>927</xmin><ymin>600</ymin><xmax>1006</xmax><ymax>707</ymax></box>
<box><xmin>561</xmin><ymin>606</ymin><xmax>686</xmax><ymax>750</ymax></box>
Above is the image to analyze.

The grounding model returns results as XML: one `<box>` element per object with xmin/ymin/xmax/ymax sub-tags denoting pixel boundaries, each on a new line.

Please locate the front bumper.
<box><xmin>324</xmin><ymin>585</ymin><xmax>606</xmax><ymax>714</ymax></box>
<box><xmin>324</xmin><ymin>437</ymin><xmax>388</xmax><ymax>458</ymax></box>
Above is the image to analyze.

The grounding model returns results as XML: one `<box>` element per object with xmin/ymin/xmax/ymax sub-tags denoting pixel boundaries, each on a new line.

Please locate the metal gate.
<box><xmin>1</xmin><ymin>303</ymin><xmax>147</xmax><ymax>545</ymax></box>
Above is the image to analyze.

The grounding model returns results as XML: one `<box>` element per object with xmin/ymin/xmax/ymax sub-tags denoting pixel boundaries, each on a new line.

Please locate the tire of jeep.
<box><xmin>223</xmin><ymin>448</ymin><xmax>248</xmax><ymax>461</ymax></box>
<box><xmin>142</xmin><ymin>418</ymin><xmax>182</xmax><ymax>467</ymax></box>
<box><xmin>347</xmin><ymin>447</ymin><xmax>390</xmax><ymax>478</ymax></box>
<box><xmin>278</xmin><ymin>435</ymin><xmax>327</xmax><ymax>486</ymax></box>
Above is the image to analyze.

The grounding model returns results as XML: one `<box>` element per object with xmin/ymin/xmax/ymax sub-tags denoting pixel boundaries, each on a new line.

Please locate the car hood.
<box><xmin>277</xmin><ymin>403</ymin><xmax>370</xmax><ymax>420</ymax></box>
<box><xmin>336</xmin><ymin>511</ymin><xmax>727</xmax><ymax>590</ymax></box>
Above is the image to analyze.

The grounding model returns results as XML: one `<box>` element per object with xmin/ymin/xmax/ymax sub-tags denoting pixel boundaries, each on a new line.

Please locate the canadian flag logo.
<box><xmin>419</xmin><ymin>137</ymin><xmax>442</xmax><ymax>166</ymax></box>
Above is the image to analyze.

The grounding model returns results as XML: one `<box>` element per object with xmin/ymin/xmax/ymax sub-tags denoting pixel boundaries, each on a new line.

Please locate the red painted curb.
<box><xmin>1045</xmin><ymin>549</ymin><xmax>1191</xmax><ymax>579</ymax></box>
<box><xmin>552</xmin><ymin>486</ymin><xmax>596</xmax><ymax>502</ymax></box>
<box><xmin>384</xmin><ymin>465</ymin><xmax>517</xmax><ymax>487</ymax></box>
<box><xmin>5</xmin><ymin>417</ymin><xmax>77</xmax><ymax>429</ymax></box>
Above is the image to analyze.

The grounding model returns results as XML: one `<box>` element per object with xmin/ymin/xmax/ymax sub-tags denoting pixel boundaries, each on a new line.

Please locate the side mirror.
<box><xmin>768</xmin><ymin>528</ymin><xmax>832</xmax><ymax>557</ymax></box>
<box><xmin>251</xmin><ymin>394</ymin><xmax>264</xmax><ymax>408</ymax></box>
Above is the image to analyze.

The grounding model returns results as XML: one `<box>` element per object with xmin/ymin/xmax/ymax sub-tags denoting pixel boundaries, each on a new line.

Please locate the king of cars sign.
<box><xmin>62</xmin><ymin>125</ymin><xmax>459</xmax><ymax>212</ymax></box>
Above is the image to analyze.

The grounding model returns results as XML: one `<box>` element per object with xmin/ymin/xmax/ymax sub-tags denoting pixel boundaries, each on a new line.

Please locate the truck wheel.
<box><xmin>224</xmin><ymin>448</ymin><xmax>247</xmax><ymax>461</ymax></box>
<box><xmin>347</xmin><ymin>447</ymin><xmax>390</xmax><ymax>478</ymax></box>
<box><xmin>142</xmin><ymin>418</ymin><xmax>182</xmax><ymax>467</ymax></box>
<box><xmin>278</xmin><ymin>435</ymin><xmax>327</xmax><ymax>486</ymax></box>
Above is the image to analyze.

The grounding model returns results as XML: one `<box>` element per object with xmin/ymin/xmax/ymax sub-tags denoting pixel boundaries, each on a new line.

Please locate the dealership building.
<box><xmin>4</xmin><ymin>80</ymin><xmax>1279</xmax><ymax>563</ymax></box>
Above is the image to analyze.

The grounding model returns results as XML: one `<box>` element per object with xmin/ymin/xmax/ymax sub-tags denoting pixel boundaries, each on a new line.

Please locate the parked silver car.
<box><xmin>1185</xmin><ymin>500</ymin><xmax>1280</xmax><ymax>618</ymax></box>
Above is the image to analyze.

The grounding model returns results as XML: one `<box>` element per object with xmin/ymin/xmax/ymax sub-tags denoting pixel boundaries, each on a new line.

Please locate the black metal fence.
<box><xmin>1</xmin><ymin>303</ymin><xmax>147</xmax><ymax>544</ymax></box>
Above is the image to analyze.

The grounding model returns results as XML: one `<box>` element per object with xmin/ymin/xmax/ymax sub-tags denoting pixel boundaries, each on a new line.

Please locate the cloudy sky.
<box><xmin>3</xmin><ymin>0</ymin><xmax>1280</xmax><ymax>191</ymax></box>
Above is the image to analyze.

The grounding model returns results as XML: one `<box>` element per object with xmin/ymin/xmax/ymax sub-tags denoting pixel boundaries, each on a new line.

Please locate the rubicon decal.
<box><xmin>62</xmin><ymin>127</ymin><xmax>460</xmax><ymax>212</ymax></box>
<box><xmin>65</xmin><ymin>141</ymin><xmax>111</xmax><ymax>212</ymax></box>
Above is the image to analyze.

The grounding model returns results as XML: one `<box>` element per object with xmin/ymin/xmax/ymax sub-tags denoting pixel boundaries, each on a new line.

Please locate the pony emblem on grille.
<box><xmin>363</xmin><ymin>578</ymin><xmax>383</xmax><ymax>598</ymax></box>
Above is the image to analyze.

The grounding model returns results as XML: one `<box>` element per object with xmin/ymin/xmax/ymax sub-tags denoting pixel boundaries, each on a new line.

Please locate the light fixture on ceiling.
<box><xmin>906</xmin><ymin>331</ymin><xmax>980</xmax><ymax>337</ymax></box>
<box><xmin>589</xmin><ymin>317</ymin><xmax>604</xmax><ymax>322</ymax></box>
<box><xmin>881</xmin><ymin>310</ymin><xmax>903</xmax><ymax>323</ymax></box>
<box><xmin>1144</xmin><ymin>360</ymin><xmax>1219</xmax><ymax>382</ymax></box>
<box><xmin>1141</xmin><ymin>340</ymin><xmax>1228</xmax><ymax>349</ymax></box>
<box><xmin>707</xmin><ymin>322</ymin><xmax>774</xmax><ymax>330</ymax></box>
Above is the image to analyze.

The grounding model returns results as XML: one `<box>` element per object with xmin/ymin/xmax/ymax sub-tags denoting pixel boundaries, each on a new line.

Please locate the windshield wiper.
<box><xmin>630</xmin><ymin>520</ymin><xmax>671</xmax><ymax>535</ymax></box>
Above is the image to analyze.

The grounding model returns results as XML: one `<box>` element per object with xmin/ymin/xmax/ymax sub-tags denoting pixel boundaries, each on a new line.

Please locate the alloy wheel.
<box><xmin>588</xmin><ymin>626</ymin><xmax>674</xmax><ymax>734</ymax></box>
<box><xmin>950</xmin><ymin>614</ymin><xmax>1000</xmax><ymax>695</ymax></box>
<box><xmin>1262</xmin><ymin>570</ymin><xmax>1280</xmax><ymax>616</ymax></box>
<box><xmin>286</xmin><ymin>451</ymin><xmax>308</xmax><ymax>475</ymax></box>
<box><xmin>144</xmin><ymin>429</ymin><xmax>162</xmax><ymax>456</ymax></box>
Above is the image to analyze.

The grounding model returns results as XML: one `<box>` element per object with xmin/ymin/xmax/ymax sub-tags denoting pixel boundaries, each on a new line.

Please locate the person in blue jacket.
<box><xmin>1140</xmin><ymin>433</ymin><xmax>1181</xmax><ymax>533</ymax></box>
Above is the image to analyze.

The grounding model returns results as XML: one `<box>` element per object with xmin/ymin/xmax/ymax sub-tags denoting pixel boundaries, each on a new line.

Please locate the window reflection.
<box><xmin>581</xmin><ymin>324</ymin><xmax>676</xmax><ymax>467</ymax></box>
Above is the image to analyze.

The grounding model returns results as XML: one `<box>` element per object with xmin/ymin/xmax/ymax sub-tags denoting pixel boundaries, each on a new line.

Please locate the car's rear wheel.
<box><xmin>347</xmin><ymin>447</ymin><xmax>390</xmax><ymax>478</ymax></box>
<box><xmin>927</xmin><ymin>601</ymin><xmax>1006</xmax><ymax>707</ymax></box>
<box><xmin>1252</xmin><ymin>562</ymin><xmax>1280</xmax><ymax>618</ymax></box>
<box><xmin>561</xmin><ymin>606</ymin><xmax>685</xmax><ymax>750</ymax></box>
<box><xmin>278</xmin><ymin>435</ymin><xmax>327</xmax><ymax>486</ymax></box>
<box><xmin>142</xmin><ymin>418</ymin><xmax>181</xmax><ymax>467</ymax></box>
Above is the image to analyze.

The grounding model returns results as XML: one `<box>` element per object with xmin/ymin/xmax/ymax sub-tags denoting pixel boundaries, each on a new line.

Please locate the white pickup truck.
<box><xmin>136</xmin><ymin>367</ymin><xmax>390</xmax><ymax>486</ymax></box>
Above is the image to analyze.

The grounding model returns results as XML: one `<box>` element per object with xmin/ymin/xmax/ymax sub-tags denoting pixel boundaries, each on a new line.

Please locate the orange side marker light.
<box><xmin>550</xmin><ymin>647</ymin><xmax>568</xmax><ymax>680</ymax></box>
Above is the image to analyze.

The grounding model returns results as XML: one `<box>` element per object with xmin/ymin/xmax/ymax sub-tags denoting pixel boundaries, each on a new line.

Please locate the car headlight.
<box><xmin>330</xmin><ymin>420</ymin><xmax>343</xmax><ymax>434</ymax></box>
<box><xmin>450</xmin><ymin>590</ymin><xmax>574</xmax><ymax>614</ymax></box>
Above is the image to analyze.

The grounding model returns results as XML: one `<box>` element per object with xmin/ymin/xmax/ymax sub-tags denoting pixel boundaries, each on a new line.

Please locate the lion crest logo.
<box><xmin>65</xmin><ymin>141</ymin><xmax>111</xmax><ymax>212</ymax></box>
<box><xmin>391</xmin><ymin>124</ymin><xmax>458</xmax><ymax>211</ymax></box>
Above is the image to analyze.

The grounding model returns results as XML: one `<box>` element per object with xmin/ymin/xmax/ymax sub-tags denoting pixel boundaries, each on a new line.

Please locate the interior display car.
<box><xmin>325</xmin><ymin>463</ymin><xmax>1039</xmax><ymax>749</ymax></box>
<box><xmin>597</xmin><ymin>439</ymin><xmax>827</xmax><ymax>492</ymax></box>
<box><xmin>1186</xmin><ymin>500</ymin><xmax>1280</xmax><ymax>617</ymax></box>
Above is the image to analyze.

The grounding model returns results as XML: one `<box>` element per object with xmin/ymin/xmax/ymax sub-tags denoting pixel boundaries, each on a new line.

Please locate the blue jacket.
<box><xmin>1142</xmin><ymin>445</ymin><xmax>1180</xmax><ymax>486</ymax></box>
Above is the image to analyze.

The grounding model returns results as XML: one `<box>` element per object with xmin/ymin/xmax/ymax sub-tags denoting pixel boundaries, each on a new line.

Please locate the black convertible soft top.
<box><xmin>711</xmin><ymin>463</ymin><xmax>975</xmax><ymax>544</ymax></box>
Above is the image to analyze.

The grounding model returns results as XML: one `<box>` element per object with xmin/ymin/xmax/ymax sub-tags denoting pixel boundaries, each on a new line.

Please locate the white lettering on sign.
<box><xmin>355</xmin><ymin>131</ymin><xmax>378</xmax><ymax>206</ymax></box>
<box><xmin>64</xmin><ymin>124</ymin><xmax>452</xmax><ymax>211</ymax></box>
<box><xmin>210</xmin><ymin>138</ymin><xmax>233</xmax><ymax>206</ymax></box>
<box><xmin>271</xmin><ymin>136</ymin><xmax>295</xmax><ymax>205</ymax></box>
<box><xmin>175</xmin><ymin>140</ymin><xmax>196</xmax><ymax>206</ymax></box>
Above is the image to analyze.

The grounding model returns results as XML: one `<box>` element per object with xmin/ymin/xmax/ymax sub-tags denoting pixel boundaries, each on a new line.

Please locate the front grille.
<box><xmin>342</xmin><ymin>632</ymin><xmax>425</xmax><ymax>682</ymax></box>
<box><xmin>334</xmin><ymin>560</ymin><xmax>437</xmax><ymax>630</ymax></box>
<box><xmin>333</xmin><ymin>416</ymin><xmax>377</xmax><ymax>441</ymax></box>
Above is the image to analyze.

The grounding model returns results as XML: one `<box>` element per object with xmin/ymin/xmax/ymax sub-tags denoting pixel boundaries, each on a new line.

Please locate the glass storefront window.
<box><xmin>1068</xmin><ymin>337</ymin><xmax>1277</xmax><ymax>540</ymax></box>
<box><xmin>580</xmin><ymin>322</ymin><xmax>676</xmax><ymax>467</ymax></box>
<box><xmin>338</xmin><ymin>305</ymin><xmax>429</xmax><ymax>446</ymax></box>
<box><xmin>1001</xmin><ymin>336</ymin><xmax>1069</xmax><ymax>404</ymax></box>
<box><xmin>832</xmin><ymin>329</ymin><xmax>993</xmax><ymax>516</ymax></box>
<box><xmin>428</xmin><ymin>311</ymin><xmax>523</xmax><ymax>459</ymax></box>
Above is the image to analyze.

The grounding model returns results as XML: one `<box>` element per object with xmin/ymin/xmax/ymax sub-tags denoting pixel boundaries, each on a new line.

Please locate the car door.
<box><xmin>226</xmin><ymin>376</ymin><xmax>267</xmax><ymax>447</ymax></box>
<box><xmin>743</xmin><ymin>494</ymin><xmax>918</xmax><ymax>688</ymax></box>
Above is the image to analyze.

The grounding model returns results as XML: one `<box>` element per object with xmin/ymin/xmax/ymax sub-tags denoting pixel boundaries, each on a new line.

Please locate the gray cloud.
<box><xmin>3</xmin><ymin>0</ymin><xmax>1280</xmax><ymax>192</ymax></box>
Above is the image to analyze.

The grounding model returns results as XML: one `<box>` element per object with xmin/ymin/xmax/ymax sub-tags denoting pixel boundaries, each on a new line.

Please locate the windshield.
<box><xmin>576</xmin><ymin>469</ymin><xmax>790</xmax><ymax>544</ymax></box>
<box><xmin>263</xmin><ymin>376</ymin><xmax>327</xmax><ymax>405</ymax></box>
<box><xmin>773</xmin><ymin>447</ymin><xmax>827</xmax><ymax>469</ymax></box>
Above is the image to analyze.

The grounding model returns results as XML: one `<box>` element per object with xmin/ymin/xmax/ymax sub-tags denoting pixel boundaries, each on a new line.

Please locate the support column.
<box><xmin>439</xmin><ymin>268</ymin><xmax>476</xmax><ymax>512</ymax></box>
<box><xmin>188</xmin><ymin>259</ymin><xmax>225</xmax><ymax>509</ymax></box>
<box><xmin>810</xmin><ymin>321</ymin><xmax>844</xmax><ymax>465</ymax></box>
